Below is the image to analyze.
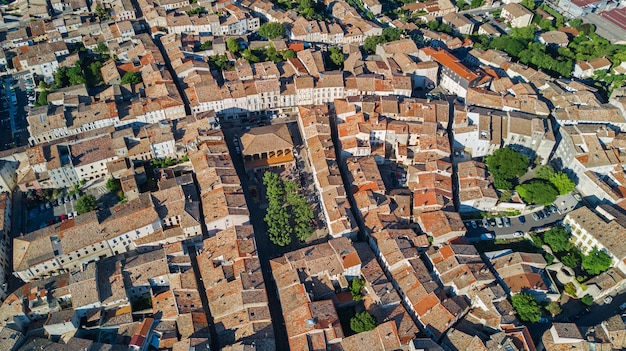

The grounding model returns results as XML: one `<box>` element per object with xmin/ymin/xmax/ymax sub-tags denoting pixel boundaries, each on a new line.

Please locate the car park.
<box><xmin>495</xmin><ymin>217</ymin><xmax>503</xmax><ymax>228</ymax></box>
<box><xmin>513</xmin><ymin>231</ymin><xmax>524</xmax><ymax>238</ymax></box>
<box><xmin>504</xmin><ymin>218</ymin><xmax>511</xmax><ymax>227</ymax></box>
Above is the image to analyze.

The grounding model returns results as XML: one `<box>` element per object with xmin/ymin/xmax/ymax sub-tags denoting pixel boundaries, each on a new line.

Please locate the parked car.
<box><xmin>542</xmin><ymin>208</ymin><xmax>551</xmax><ymax>218</ymax></box>
<box><xmin>549</xmin><ymin>205</ymin><xmax>558</xmax><ymax>213</ymax></box>
<box><xmin>537</xmin><ymin>211</ymin><xmax>545</xmax><ymax>220</ymax></box>
<box><xmin>532</xmin><ymin>212</ymin><xmax>540</xmax><ymax>221</ymax></box>
<box><xmin>619</xmin><ymin>302</ymin><xmax>626</xmax><ymax>311</ymax></box>
<box><xmin>471</xmin><ymin>221</ymin><xmax>477</xmax><ymax>229</ymax></box>
<box><xmin>489</xmin><ymin>218</ymin><xmax>497</xmax><ymax>227</ymax></box>
<box><xmin>518</xmin><ymin>215</ymin><xmax>526</xmax><ymax>224</ymax></box>
<box><xmin>68</xmin><ymin>212</ymin><xmax>74</xmax><ymax>219</ymax></box>
<box><xmin>605</xmin><ymin>296</ymin><xmax>613</xmax><ymax>304</ymax></box>
<box><xmin>504</xmin><ymin>218</ymin><xmax>511</xmax><ymax>227</ymax></box>
<box><xmin>482</xmin><ymin>218</ymin><xmax>489</xmax><ymax>227</ymax></box>
<box><xmin>538</xmin><ymin>317</ymin><xmax>549</xmax><ymax>323</ymax></box>
<box><xmin>64</xmin><ymin>196</ymin><xmax>69</xmax><ymax>203</ymax></box>
<box><xmin>495</xmin><ymin>217</ymin><xmax>503</xmax><ymax>228</ymax></box>
<box><xmin>513</xmin><ymin>231</ymin><xmax>524</xmax><ymax>238</ymax></box>
<box><xmin>45</xmin><ymin>202</ymin><xmax>51</xmax><ymax>209</ymax></box>
<box><xmin>480</xmin><ymin>233</ymin><xmax>495</xmax><ymax>240</ymax></box>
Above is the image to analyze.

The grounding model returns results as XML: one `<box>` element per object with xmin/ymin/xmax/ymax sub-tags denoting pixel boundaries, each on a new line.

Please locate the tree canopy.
<box><xmin>329</xmin><ymin>46</ymin><xmax>345</xmax><ymax>67</ymax></box>
<box><xmin>582</xmin><ymin>248</ymin><xmax>613</xmax><ymax>275</ymax></box>
<box><xmin>350</xmin><ymin>312</ymin><xmax>377</xmax><ymax>333</ymax></box>
<box><xmin>511</xmin><ymin>293</ymin><xmax>541</xmax><ymax>323</ymax></box>
<box><xmin>581</xmin><ymin>295</ymin><xmax>594</xmax><ymax>306</ymax></box>
<box><xmin>516</xmin><ymin>180</ymin><xmax>559</xmax><ymax>205</ymax></box>
<box><xmin>536</xmin><ymin>165</ymin><xmax>555</xmax><ymax>180</ymax></box>
<box><xmin>75</xmin><ymin>194</ymin><xmax>97</xmax><ymax>214</ymax></box>
<box><xmin>350</xmin><ymin>277</ymin><xmax>365</xmax><ymax>301</ymax></box>
<box><xmin>549</xmin><ymin>172</ymin><xmax>575</xmax><ymax>195</ymax></box>
<box><xmin>105</xmin><ymin>178</ymin><xmax>121</xmax><ymax>193</ymax></box>
<box><xmin>263</xmin><ymin>171</ymin><xmax>315</xmax><ymax>245</ymax></box>
<box><xmin>543</xmin><ymin>227</ymin><xmax>570</xmax><ymax>253</ymax></box>
<box><xmin>226</xmin><ymin>38</ymin><xmax>240</xmax><ymax>53</ymax></box>
<box><xmin>363</xmin><ymin>28</ymin><xmax>404</xmax><ymax>52</ymax></box>
<box><xmin>120</xmin><ymin>71</ymin><xmax>142</xmax><ymax>85</ymax></box>
<box><xmin>485</xmin><ymin>148</ymin><xmax>529</xmax><ymax>189</ymax></box>
<box><xmin>258</xmin><ymin>22</ymin><xmax>285</xmax><ymax>39</ymax></box>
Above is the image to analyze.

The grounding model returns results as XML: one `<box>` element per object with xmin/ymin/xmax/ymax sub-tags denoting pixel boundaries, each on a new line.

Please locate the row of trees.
<box><xmin>263</xmin><ymin>172</ymin><xmax>315</xmax><ymax>246</ymax></box>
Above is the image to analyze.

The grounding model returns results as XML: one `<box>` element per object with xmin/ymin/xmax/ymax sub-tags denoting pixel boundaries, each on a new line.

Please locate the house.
<box><xmin>417</xmin><ymin>210</ymin><xmax>465</xmax><ymax>244</ymax></box>
<box><xmin>501</xmin><ymin>3</ymin><xmax>534</xmax><ymax>28</ymax></box>
<box><xmin>70</xmin><ymin>135</ymin><xmax>118</xmax><ymax>182</ymax></box>
<box><xmin>539</xmin><ymin>31</ymin><xmax>570</xmax><ymax>47</ymax></box>
<box><xmin>420</xmin><ymin>47</ymin><xmax>480</xmax><ymax>98</ymax></box>
<box><xmin>362</xmin><ymin>0</ymin><xmax>382</xmax><ymax>15</ymax></box>
<box><xmin>573</xmin><ymin>57</ymin><xmax>612</xmax><ymax>79</ymax></box>
<box><xmin>478</xmin><ymin>23</ymin><xmax>501</xmax><ymax>37</ymax></box>
<box><xmin>485</xmin><ymin>250</ymin><xmax>559</xmax><ymax>301</ymax></box>
<box><xmin>457</xmin><ymin>161</ymin><xmax>498</xmax><ymax>213</ymax></box>
<box><xmin>442</xmin><ymin>13</ymin><xmax>475</xmax><ymax>35</ymax></box>
<box><xmin>564</xmin><ymin>205</ymin><xmax>626</xmax><ymax>274</ymax></box>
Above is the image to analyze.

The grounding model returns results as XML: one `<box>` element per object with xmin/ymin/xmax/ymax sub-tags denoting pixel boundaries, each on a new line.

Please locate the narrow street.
<box><xmin>220</xmin><ymin>126</ymin><xmax>289</xmax><ymax>351</ymax></box>
<box><xmin>187</xmin><ymin>244</ymin><xmax>220</xmax><ymax>351</ymax></box>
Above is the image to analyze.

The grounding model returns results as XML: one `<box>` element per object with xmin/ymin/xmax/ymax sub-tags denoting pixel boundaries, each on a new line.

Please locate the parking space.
<box><xmin>26</xmin><ymin>195</ymin><xmax>79</xmax><ymax>232</ymax></box>
<box><xmin>465</xmin><ymin>193</ymin><xmax>581</xmax><ymax>241</ymax></box>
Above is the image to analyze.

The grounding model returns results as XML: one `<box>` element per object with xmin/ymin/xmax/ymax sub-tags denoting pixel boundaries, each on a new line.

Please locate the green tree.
<box><xmin>95</xmin><ymin>42</ymin><xmax>109</xmax><ymax>55</ymax></box>
<box><xmin>185</xmin><ymin>6</ymin><xmax>204</xmax><ymax>15</ymax></box>
<box><xmin>382</xmin><ymin>27</ymin><xmax>402</xmax><ymax>42</ymax></box>
<box><xmin>350</xmin><ymin>312</ymin><xmax>377</xmax><ymax>333</ymax></box>
<box><xmin>536</xmin><ymin>165</ymin><xmax>555</xmax><ymax>180</ymax></box>
<box><xmin>226</xmin><ymin>38</ymin><xmax>240</xmax><ymax>53</ymax></box>
<box><xmin>562</xmin><ymin>249</ymin><xmax>582</xmax><ymax>268</ymax></box>
<box><xmin>35</xmin><ymin>89</ymin><xmax>48</xmax><ymax>107</ymax></box>
<box><xmin>520</xmin><ymin>0</ymin><xmax>535</xmax><ymax>10</ymax></box>
<box><xmin>105</xmin><ymin>177</ymin><xmax>121</xmax><ymax>193</ymax></box>
<box><xmin>516</xmin><ymin>180</ymin><xmax>558</xmax><ymax>205</ymax></box>
<box><xmin>470</xmin><ymin>0</ymin><xmax>484</xmax><ymax>8</ymax></box>
<box><xmin>68</xmin><ymin>62</ymin><xmax>86</xmax><ymax>85</ymax></box>
<box><xmin>258</xmin><ymin>22</ymin><xmax>285</xmax><ymax>39</ymax></box>
<box><xmin>545</xmin><ymin>301</ymin><xmax>561</xmax><ymax>316</ymax></box>
<box><xmin>530</xmin><ymin>232</ymin><xmax>544</xmax><ymax>248</ymax></box>
<box><xmin>265</xmin><ymin>44</ymin><xmax>282</xmax><ymax>62</ymax></box>
<box><xmin>265</xmin><ymin>203</ymin><xmax>292</xmax><ymax>246</ymax></box>
<box><xmin>329</xmin><ymin>46</ymin><xmax>345</xmax><ymax>67</ymax></box>
<box><xmin>89</xmin><ymin>61</ymin><xmax>103</xmax><ymax>86</ymax></box>
<box><xmin>350</xmin><ymin>277</ymin><xmax>365</xmax><ymax>301</ymax></box>
<box><xmin>543</xmin><ymin>227</ymin><xmax>570</xmax><ymax>253</ymax></box>
<box><xmin>281</xmin><ymin>49</ymin><xmax>296</xmax><ymax>59</ymax></box>
<box><xmin>544</xmin><ymin>252</ymin><xmax>554</xmax><ymax>265</ymax></box>
<box><xmin>581</xmin><ymin>295</ymin><xmax>594</xmax><ymax>306</ymax></box>
<box><xmin>363</xmin><ymin>35</ymin><xmax>384</xmax><ymax>52</ymax></box>
<box><xmin>95</xmin><ymin>4</ymin><xmax>111</xmax><ymax>21</ymax></box>
<box><xmin>199</xmin><ymin>41</ymin><xmax>212</xmax><ymax>50</ymax></box>
<box><xmin>241</xmin><ymin>48</ymin><xmax>260</xmax><ymax>63</ymax></box>
<box><xmin>75</xmin><ymin>194</ymin><xmax>97</xmax><ymax>214</ymax></box>
<box><xmin>549</xmin><ymin>172</ymin><xmax>575</xmax><ymax>195</ymax></box>
<box><xmin>485</xmin><ymin>147</ymin><xmax>529</xmax><ymax>185</ymax></box>
<box><xmin>120</xmin><ymin>71</ymin><xmax>142</xmax><ymax>85</ymax></box>
<box><xmin>511</xmin><ymin>293</ymin><xmax>541</xmax><ymax>323</ymax></box>
<box><xmin>564</xmin><ymin>282</ymin><xmax>577</xmax><ymax>296</ymax></box>
<box><xmin>582</xmin><ymin>248</ymin><xmax>613</xmax><ymax>275</ymax></box>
